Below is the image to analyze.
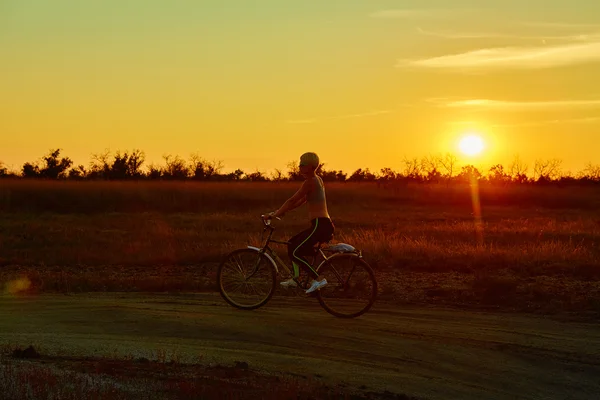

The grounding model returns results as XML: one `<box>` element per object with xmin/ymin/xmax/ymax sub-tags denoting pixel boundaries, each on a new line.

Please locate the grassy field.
<box><xmin>1</xmin><ymin>179</ymin><xmax>600</xmax><ymax>314</ymax></box>
<box><xmin>2</xmin><ymin>348</ymin><xmax>409</xmax><ymax>400</ymax></box>
<box><xmin>2</xmin><ymin>353</ymin><xmax>391</xmax><ymax>400</ymax></box>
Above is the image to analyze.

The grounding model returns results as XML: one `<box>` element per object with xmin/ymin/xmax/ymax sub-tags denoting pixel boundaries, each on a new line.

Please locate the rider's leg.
<box><xmin>278</xmin><ymin>226</ymin><xmax>314</xmax><ymax>288</ymax></box>
<box><xmin>288</xmin><ymin>220</ymin><xmax>321</xmax><ymax>281</ymax></box>
<box><xmin>287</xmin><ymin>218</ymin><xmax>336</xmax><ymax>293</ymax></box>
<box><xmin>303</xmin><ymin>218</ymin><xmax>335</xmax><ymax>293</ymax></box>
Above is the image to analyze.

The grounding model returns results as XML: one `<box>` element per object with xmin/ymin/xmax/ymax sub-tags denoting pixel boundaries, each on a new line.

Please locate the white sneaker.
<box><xmin>305</xmin><ymin>279</ymin><xmax>327</xmax><ymax>294</ymax></box>
<box><xmin>280</xmin><ymin>278</ymin><xmax>298</xmax><ymax>288</ymax></box>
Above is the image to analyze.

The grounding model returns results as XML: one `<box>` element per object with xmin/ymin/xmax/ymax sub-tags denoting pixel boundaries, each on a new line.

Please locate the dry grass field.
<box><xmin>1</xmin><ymin>179</ymin><xmax>599</xmax><ymax>314</ymax></box>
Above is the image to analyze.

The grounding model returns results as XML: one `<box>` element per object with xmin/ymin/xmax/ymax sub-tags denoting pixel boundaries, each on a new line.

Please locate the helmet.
<box><xmin>299</xmin><ymin>152</ymin><xmax>319</xmax><ymax>168</ymax></box>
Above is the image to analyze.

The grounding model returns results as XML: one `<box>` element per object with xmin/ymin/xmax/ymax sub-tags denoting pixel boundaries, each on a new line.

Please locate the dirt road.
<box><xmin>1</xmin><ymin>293</ymin><xmax>599</xmax><ymax>400</ymax></box>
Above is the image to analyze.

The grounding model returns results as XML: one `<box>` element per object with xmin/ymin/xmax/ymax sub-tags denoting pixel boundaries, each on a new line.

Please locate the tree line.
<box><xmin>1</xmin><ymin>148</ymin><xmax>600</xmax><ymax>185</ymax></box>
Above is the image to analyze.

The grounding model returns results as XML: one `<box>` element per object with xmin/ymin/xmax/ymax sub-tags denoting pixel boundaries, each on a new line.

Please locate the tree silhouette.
<box><xmin>348</xmin><ymin>168</ymin><xmax>376</xmax><ymax>182</ymax></box>
<box><xmin>335</xmin><ymin>170</ymin><xmax>348</xmax><ymax>182</ymax></box>
<box><xmin>228</xmin><ymin>169</ymin><xmax>245</xmax><ymax>181</ymax></box>
<box><xmin>124</xmin><ymin>149</ymin><xmax>145</xmax><ymax>179</ymax></box>
<box><xmin>402</xmin><ymin>157</ymin><xmax>423</xmax><ymax>181</ymax></box>
<box><xmin>319</xmin><ymin>164</ymin><xmax>347</xmax><ymax>182</ymax></box>
<box><xmin>488</xmin><ymin>164</ymin><xmax>510</xmax><ymax>184</ymax></box>
<box><xmin>439</xmin><ymin>153</ymin><xmax>458</xmax><ymax>178</ymax></box>
<box><xmin>33</xmin><ymin>149</ymin><xmax>73</xmax><ymax>179</ymax></box>
<box><xmin>162</xmin><ymin>154</ymin><xmax>188</xmax><ymax>180</ymax></box>
<box><xmin>85</xmin><ymin>149</ymin><xmax>145</xmax><ymax>180</ymax></box>
<box><xmin>189</xmin><ymin>154</ymin><xmax>224</xmax><ymax>181</ymax></box>
<box><xmin>379</xmin><ymin>168</ymin><xmax>397</xmax><ymax>182</ymax></box>
<box><xmin>426</xmin><ymin>167</ymin><xmax>442</xmax><ymax>183</ymax></box>
<box><xmin>420</xmin><ymin>154</ymin><xmax>443</xmax><ymax>183</ymax></box>
<box><xmin>581</xmin><ymin>162</ymin><xmax>600</xmax><ymax>182</ymax></box>
<box><xmin>458</xmin><ymin>165</ymin><xmax>482</xmax><ymax>182</ymax></box>
<box><xmin>420</xmin><ymin>155</ymin><xmax>440</xmax><ymax>177</ymax></box>
<box><xmin>204</xmin><ymin>159</ymin><xmax>224</xmax><ymax>180</ymax></box>
<box><xmin>5</xmin><ymin>146</ymin><xmax>600</xmax><ymax>186</ymax></box>
<box><xmin>270</xmin><ymin>168</ymin><xmax>284</xmax><ymax>181</ymax></box>
<box><xmin>508</xmin><ymin>155</ymin><xmax>528</xmax><ymax>181</ymax></box>
<box><xmin>147</xmin><ymin>163</ymin><xmax>162</xmax><ymax>180</ymax></box>
<box><xmin>533</xmin><ymin>158</ymin><xmax>562</xmax><ymax>182</ymax></box>
<box><xmin>320</xmin><ymin>169</ymin><xmax>337</xmax><ymax>181</ymax></box>
<box><xmin>109</xmin><ymin>151</ymin><xmax>131</xmax><ymax>180</ymax></box>
<box><xmin>286</xmin><ymin>161</ymin><xmax>303</xmax><ymax>181</ymax></box>
<box><xmin>88</xmin><ymin>150</ymin><xmax>111</xmax><ymax>179</ymax></box>
<box><xmin>246</xmin><ymin>170</ymin><xmax>267</xmax><ymax>181</ymax></box>
<box><xmin>68</xmin><ymin>165</ymin><xmax>87</xmax><ymax>180</ymax></box>
<box><xmin>189</xmin><ymin>154</ymin><xmax>205</xmax><ymax>180</ymax></box>
<box><xmin>22</xmin><ymin>162</ymin><xmax>40</xmax><ymax>178</ymax></box>
<box><xmin>21</xmin><ymin>149</ymin><xmax>71</xmax><ymax>179</ymax></box>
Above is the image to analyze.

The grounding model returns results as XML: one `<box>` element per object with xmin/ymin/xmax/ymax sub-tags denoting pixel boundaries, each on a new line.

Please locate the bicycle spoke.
<box><xmin>248</xmin><ymin>282</ymin><xmax>262</xmax><ymax>297</ymax></box>
<box><xmin>344</xmin><ymin>265</ymin><xmax>357</xmax><ymax>287</ymax></box>
<box><xmin>222</xmin><ymin>277</ymin><xmax>244</xmax><ymax>294</ymax></box>
<box><xmin>221</xmin><ymin>270</ymin><xmax>244</xmax><ymax>290</ymax></box>
<box><xmin>225</xmin><ymin>260</ymin><xmax>244</xmax><ymax>277</ymax></box>
<box><xmin>234</xmin><ymin>254</ymin><xmax>245</xmax><ymax>275</ymax></box>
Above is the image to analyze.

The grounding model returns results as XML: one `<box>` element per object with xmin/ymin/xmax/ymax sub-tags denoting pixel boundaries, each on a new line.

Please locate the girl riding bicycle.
<box><xmin>263</xmin><ymin>152</ymin><xmax>334</xmax><ymax>294</ymax></box>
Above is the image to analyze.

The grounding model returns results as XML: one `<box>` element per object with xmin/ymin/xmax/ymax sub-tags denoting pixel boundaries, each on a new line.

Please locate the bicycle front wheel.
<box><xmin>316</xmin><ymin>253</ymin><xmax>377</xmax><ymax>318</ymax></box>
<box><xmin>217</xmin><ymin>249</ymin><xmax>276</xmax><ymax>310</ymax></box>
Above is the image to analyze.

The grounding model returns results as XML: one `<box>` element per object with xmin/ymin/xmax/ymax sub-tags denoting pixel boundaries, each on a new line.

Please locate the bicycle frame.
<box><xmin>247</xmin><ymin>218</ymin><xmax>361</xmax><ymax>282</ymax></box>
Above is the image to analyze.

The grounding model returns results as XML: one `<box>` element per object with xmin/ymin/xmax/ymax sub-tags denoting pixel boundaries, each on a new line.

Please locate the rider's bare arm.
<box><xmin>289</xmin><ymin>195</ymin><xmax>307</xmax><ymax>209</ymax></box>
<box><xmin>272</xmin><ymin>180</ymin><xmax>312</xmax><ymax>218</ymax></box>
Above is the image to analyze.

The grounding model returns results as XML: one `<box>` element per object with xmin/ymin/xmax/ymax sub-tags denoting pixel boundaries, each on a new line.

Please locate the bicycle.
<box><xmin>217</xmin><ymin>216</ymin><xmax>377</xmax><ymax>318</ymax></box>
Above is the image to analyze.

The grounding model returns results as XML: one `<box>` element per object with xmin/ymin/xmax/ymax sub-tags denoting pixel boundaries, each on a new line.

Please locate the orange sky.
<box><xmin>1</xmin><ymin>1</ymin><xmax>599</xmax><ymax>175</ymax></box>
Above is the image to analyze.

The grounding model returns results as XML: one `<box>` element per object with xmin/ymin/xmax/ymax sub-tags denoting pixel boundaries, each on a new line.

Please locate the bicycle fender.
<box><xmin>246</xmin><ymin>246</ymin><xmax>279</xmax><ymax>273</ymax></box>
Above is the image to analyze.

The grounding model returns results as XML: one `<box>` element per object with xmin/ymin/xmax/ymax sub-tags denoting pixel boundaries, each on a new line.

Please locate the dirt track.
<box><xmin>1</xmin><ymin>293</ymin><xmax>599</xmax><ymax>400</ymax></box>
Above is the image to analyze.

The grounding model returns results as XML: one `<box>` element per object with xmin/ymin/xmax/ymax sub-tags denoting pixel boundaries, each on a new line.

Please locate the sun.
<box><xmin>458</xmin><ymin>134</ymin><xmax>485</xmax><ymax>156</ymax></box>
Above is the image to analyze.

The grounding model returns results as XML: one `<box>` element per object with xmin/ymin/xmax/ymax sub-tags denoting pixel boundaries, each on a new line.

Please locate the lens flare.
<box><xmin>5</xmin><ymin>276</ymin><xmax>32</xmax><ymax>295</ymax></box>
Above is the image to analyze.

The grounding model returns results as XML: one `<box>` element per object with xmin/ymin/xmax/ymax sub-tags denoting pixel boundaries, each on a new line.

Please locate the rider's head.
<box><xmin>299</xmin><ymin>152</ymin><xmax>319</xmax><ymax>177</ymax></box>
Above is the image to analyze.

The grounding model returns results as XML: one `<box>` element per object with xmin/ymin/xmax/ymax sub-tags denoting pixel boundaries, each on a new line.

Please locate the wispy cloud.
<box><xmin>417</xmin><ymin>27</ymin><xmax>518</xmax><ymax>39</ymax></box>
<box><xmin>416</xmin><ymin>27</ymin><xmax>599</xmax><ymax>41</ymax></box>
<box><xmin>448</xmin><ymin>116</ymin><xmax>600</xmax><ymax>128</ymax></box>
<box><xmin>522</xmin><ymin>21</ymin><xmax>600</xmax><ymax>30</ymax></box>
<box><xmin>437</xmin><ymin>98</ymin><xmax>600</xmax><ymax>110</ymax></box>
<box><xmin>286</xmin><ymin>110</ymin><xmax>391</xmax><ymax>124</ymax></box>
<box><xmin>398</xmin><ymin>41</ymin><xmax>600</xmax><ymax>70</ymax></box>
<box><xmin>370</xmin><ymin>9</ymin><xmax>468</xmax><ymax>19</ymax></box>
<box><xmin>490</xmin><ymin>116</ymin><xmax>600</xmax><ymax>127</ymax></box>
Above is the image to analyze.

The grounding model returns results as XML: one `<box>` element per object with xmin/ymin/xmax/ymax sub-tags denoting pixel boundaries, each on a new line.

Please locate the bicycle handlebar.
<box><xmin>260</xmin><ymin>215</ymin><xmax>281</xmax><ymax>228</ymax></box>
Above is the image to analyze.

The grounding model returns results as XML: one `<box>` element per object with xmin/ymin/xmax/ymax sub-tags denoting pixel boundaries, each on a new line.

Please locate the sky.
<box><xmin>1</xmin><ymin>0</ymin><xmax>600</xmax><ymax>175</ymax></box>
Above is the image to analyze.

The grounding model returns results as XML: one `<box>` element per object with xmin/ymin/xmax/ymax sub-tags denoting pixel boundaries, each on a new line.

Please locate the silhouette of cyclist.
<box><xmin>263</xmin><ymin>152</ymin><xmax>334</xmax><ymax>293</ymax></box>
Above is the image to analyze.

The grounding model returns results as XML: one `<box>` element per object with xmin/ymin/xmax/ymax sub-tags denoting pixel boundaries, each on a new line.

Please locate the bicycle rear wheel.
<box><xmin>217</xmin><ymin>249</ymin><xmax>276</xmax><ymax>310</ymax></box>
<box><xmin>316</xmin><ymin>253</ymin><xmax>377</xmax><ymax>318</ymax></box>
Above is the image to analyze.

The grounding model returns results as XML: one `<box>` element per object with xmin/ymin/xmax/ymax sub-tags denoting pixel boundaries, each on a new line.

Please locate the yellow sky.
<box><xmin>1</xmin><ymin>1</ymin><xmax>599</xmax><ymax>175</ymax></box>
